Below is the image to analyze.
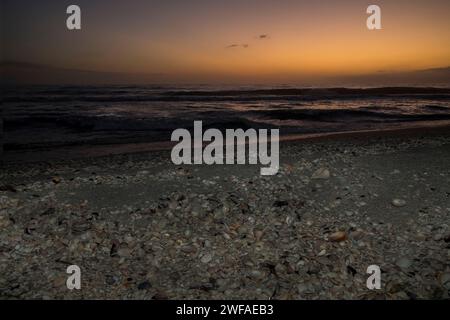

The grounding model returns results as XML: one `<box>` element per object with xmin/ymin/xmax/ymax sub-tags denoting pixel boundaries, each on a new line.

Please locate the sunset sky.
<box><xmin>2</xmin><ymin>0</ymin><xmax>450</xmax><ymax>84</ymax></box>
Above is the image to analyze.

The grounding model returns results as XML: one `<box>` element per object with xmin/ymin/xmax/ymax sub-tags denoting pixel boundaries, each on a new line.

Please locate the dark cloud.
<box><xmin>226</xmin><ymin>44</ymin><xmax>249</xmax><ymax>49</ymax></box>
<box><xmin>225</xmin><ymin>34</ymin><xmax>268</xmax><ymax>49</ymax></box>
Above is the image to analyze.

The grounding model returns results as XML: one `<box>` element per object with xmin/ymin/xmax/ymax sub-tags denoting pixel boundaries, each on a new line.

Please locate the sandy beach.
<box><xmin>1</xmin><ymin>127</ymin><xmax>449</xmax><ymax>299</ymax></box>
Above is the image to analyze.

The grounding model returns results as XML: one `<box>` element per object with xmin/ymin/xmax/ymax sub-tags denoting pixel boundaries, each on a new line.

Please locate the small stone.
<box><xmin>433</xmin><ymin>234</ymin><xmax>442</xmax><ymax>241</ymax></box>
<box><xmin>416</xmin><ymin>233</ymin><xmax>426</xmax><ymax>241</ymax></box>
<box><xmin>105</xmin><ymin>275</ymin><xmax>120</xmax><ymax>285</ymax></box>
<box><xmin>392</xmin><ymin>199</ymin><xmax>406</xmax><ymax>207</ymax></box>
<box><xmin>439</xmin><ymin>273</ymin><xmax>450</xmax><ymax>289</ymax></box>
<box><xmin>181</xmin><ymin>245</ymin><xmax>197</xmax><ymax>254</ymax></box>
<box><xmin>273</xmin><ymin>200</ymin><xmax>288</xmax><ymax>207</ymax></box>
<box><xmin>275</xmin><ymin>263</ymin><xmax>286</xmax><ymax>275</ymax></box>
<box><xmin>152</xmin><ymin>291</ymin><xmax>169</xmax><ymax>300</ymax></box>
<box><xmin>117</xmin><ymin>247</ymin><xmax>131</xmax><ymax>258</ymax></box>
<box><xmin>312</xmin><ymin>168</ymin><xmax>330</xmax><ymax>179</ymax></box>
<box><xmin>52</xmin><ymin>177</ymin><xmax>61</xmax><ymax>184</ymax></box>
<box><xmin>201</xmin><ymin>253</ymin><xmax>213</xmax><ymax>264</ymax></box>
<box><xmin>285</xmin><ymin>215</ymin><xmax>295</xmax><ymax>225</ymax></box>
<box><xmin>254</xmin><ymin>230</ymin><xmax>264</xmax><ymax>241</ymax></box>
<box><xmin>328</xmin><ymin>231</ymin><xmax>347</xmax><ymax>242</ymax></box>
<box><xmin>297</xmin><ymin>283</ymin><xmax>314</xmax><ymax>294</ymax></box>
<box><xmin>53</xmin><ymin>275</ymin><xmax>66</xmax><ymax>288</ymax></box>
<box><xmin>443</xmin><ymin>234</ymin><xmax>450</xmax><ymax>243</ymax></box>
<box><xmin>250</xmin><ymin>270</ymin><xmax>264</xmax><ymax>280</ymax></box>
<box><xmin>350</xmin><ymin>230</ymin><xmax>364</xmax><ymax>240</ymax></box>
<box><xmin>395</xmin><ymin>257</ymin><xmax>412</xmax><ymax>270</ymax></box>
<box><xmin>137</xmin><ymin>281</ymin><xmax>152</xmax><ymax>290</ymax></box>
<box><xmin>237</xmin><ymin>226</ymin><xmax>248</xmax><ymax>236</ymax></box>
<box><xmin>0</xmin><ymin>216</ymin><xmax>11</xmax><ymax>229</ymax></box>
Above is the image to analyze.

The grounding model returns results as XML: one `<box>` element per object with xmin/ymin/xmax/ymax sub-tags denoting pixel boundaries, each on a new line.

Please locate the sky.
<box><xmin>2</xmin><ymin>0</ymin><xmax>450</xmax><ymax>84</ymax></box>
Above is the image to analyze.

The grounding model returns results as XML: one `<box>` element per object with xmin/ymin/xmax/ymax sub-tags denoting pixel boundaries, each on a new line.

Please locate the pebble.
<box><xmin>439</xmin><ymin>273</ymin><xmax>450</xmax><ymax>289</ymax></box>
<box><xmin>311</xmin><ymin>168</ymin><xmax>330</xmax><ymax>179</ymax></box>
<box><xmin>328</xmin><ymin>231</ymin><xmax>347</xmax><ymax>242</ymax></box>
<box><xmin>443</xmin><ymin>233</ymin><xmax>450</xmax><ymax>243</ymax></box>
<box><xmin>117</xmin><ymin>248</ymin><xmax>132</xmax><ymax>258</ymax></box>
<box><xmin>396</xmin><ymin>257</ymin><xmax>413</xmax><ymax>270</ymax></box>
<box><xmin>350</xmin><ymin>230</ymin><xmax>364</xmax><ymax>240</ymax></box>
<box><xmin>137</xmin><ymin>281</ymin><xmax>152</xmax><ymax>290</ymax></box>
<box><xmin>201</xmin><ymin>253</ymin><xmax>213</xmax><ymax>264</ymax></box>
<box><xmin>53</xmin><ymin>275</ymin><xmax>66</xmax><ymax>288</ymax></box>
<box><xmin>105</xmin><ymin>275</ymin><xmax>120</xmax><ymax>285</ymax></box>
<box><xmin>392</xmin><ymin>199</ymin><xmax>407</xmax><ymax>207</ymax></box>
<box><xmin>254</xmin><ymin>230</ymin><xmax>264</xmax><ymax>241</ymax></box>
<box><xmin>52</xmin><ymin>177</ymin><xmax>61</xmax><ymax>184</ymax></box>
<box><xmin>250</xmin><ymin>270</ymin><xmax>264</xmax><ymax>280</ymax></box>
<box><xmin>297</xmin><ymin>283</ymin><xmax>314</xmax><ymax>294</ymax></box>
<box><xmin>0</xmin><ymin>216</ymin><xmax>11</xmax><ymax>229</ymax></box>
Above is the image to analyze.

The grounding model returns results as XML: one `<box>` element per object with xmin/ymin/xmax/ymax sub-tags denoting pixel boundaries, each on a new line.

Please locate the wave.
<box><xmin>423</xmin><ymin>104</ymin><xmax>450</xmax><ymax>111</ymax></box>
<box><xmin>166</xmin><ymin>87</ymin><xmax>450</xmax><ymax>96</ymax></box>
<box><xmin>3</xmin><ymin>85</ymin><xmax>450</xmax><ymax>152</ymax></box>
<box><xmin>253</xmin><ymin>108</ymin><xmax>450</xmax><ymax>122</ymax></box>
<box><xmin>4</xmin><ymin>86</ymin><xmax>450</xmax><ymax>103</ymax></box>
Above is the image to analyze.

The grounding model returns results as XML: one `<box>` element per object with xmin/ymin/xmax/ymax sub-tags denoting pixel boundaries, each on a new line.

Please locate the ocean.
<box><xmin>2</xmin><ymin>85</ymin><xmax>450</xmax><ymax>158</ymax></box>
